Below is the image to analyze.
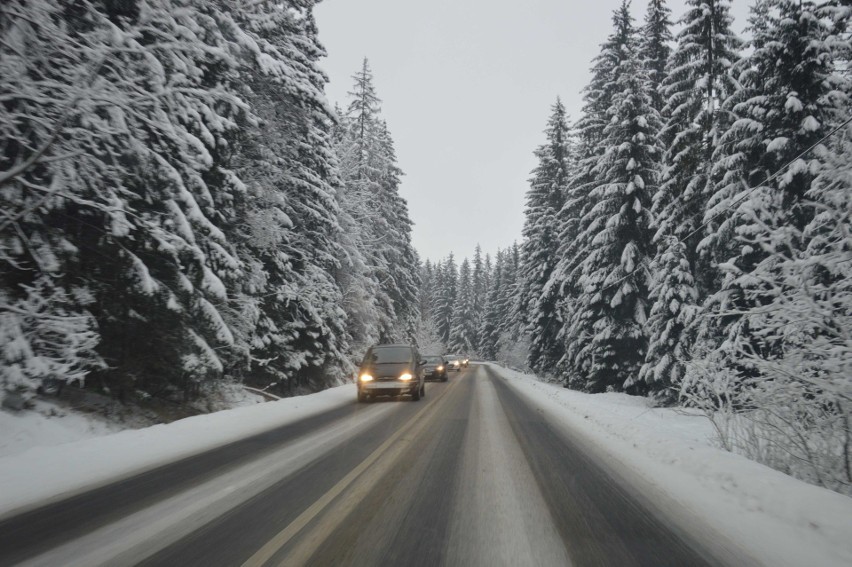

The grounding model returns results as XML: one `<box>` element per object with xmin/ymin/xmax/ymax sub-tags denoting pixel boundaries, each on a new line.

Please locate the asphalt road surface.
<box><xmin>1</xmin><ymin>365</ymin><xmax>738</xmax><ymax>566</ymax></box>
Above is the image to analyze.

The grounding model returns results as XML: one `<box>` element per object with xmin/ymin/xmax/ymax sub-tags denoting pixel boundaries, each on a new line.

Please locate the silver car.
<box><xmin>445</xmin><ymin>354</ymin><xmax>462</xmax><ymax>372</ymax></box>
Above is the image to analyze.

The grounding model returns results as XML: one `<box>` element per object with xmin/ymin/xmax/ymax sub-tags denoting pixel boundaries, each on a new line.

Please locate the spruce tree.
<box><xmin>0</xmin><ymin>0</ymin><xmax>256</xmax><ymax>399</ymax></box>
<box><xmin>520</xmin><ymin>98</ymin><xmax>571</xmax><ymax>375</ymax></box>
<box><xmin>337</xmin><ymin>59</ymin><xmax>396</xmax><ymax>340</ymax></box>
<box><xmin>332</xmin><ymin>110</ymin><xmax>385</xmax><ymax>356</ymax></box>
<box><xmin>567</xmin><ymin>6</ymin><xmax>663</xmax><ymax>393</ymax></box>
<box><xmin>552</xmin><ymin>2</ymin><xmax>637</xmax><ymax>382</ymax></box>
<box><xmin>229</xmin><ymin>1</ymin><xmax>353</xmax><ymax>392</ymax></box>
<box><xmin>0</xmin><ymin>0</ymin><xmax>422</xmax><ymax>400</ymax></box>
<box><xmin>337</xmin><ymin>59</ymin><xmax>420</xmax><ymax>343</ymax></box>
<box><xmin>376</xmin><ymin>120</ymin><xmax>421</xmax><ymax>341</ymax></box>
<box><xmin>427</xmin><ymin>261</ymin><xmax>445</xmax><ymax>343</ymax></box>
<box><xmin>434</xmin><ymin>254</ymin><xmax>457</xmax><ymax>346</ymax></box>
<box><xmin>420</xmin><ymin>259</ymin><xmax>435</xmax><ymax>323</ymax></box>
<box><xmin>640</xmin><ymin>0</ymin><xmax>674</xmax><ymax>114</ymax></box>
<box><xmin>638</xmin><ymin>0</ymin><xmax>742</xmax><ymax>398</ymax></box>
<box><xmin>640</xmin><ymin>237</ymin><xmax>700</xmax><ymax>401</ymax></box>
<box><xmin>697</xmin><ymin>0</ymin><xmax>851</xmax><ymax>383</ymax></box>
<box><xmin>482</xmin><ymin>253</ymin><xmax>493</xmax><ymax>304</ymax></box>
<box><xmin>479</xmin><ymin>250</ymin><xmax>504</xmax><ymax>360</ymax></box>
<box><xmin>449</xmin><ymin>258</ymin><xmax>476</xmax><ymax>353</ymax></box>
<box><xmin>501</xmin><ymin>243</ymin><xmax>523</xmax><ymax>341</ymax></box>
<box><xmin>470</xmin><ymin>244</ymin><xmax>485</xmax><ymax>353</ymax></box>
<box><xmin>708</xmin><ymin>0</ymin><xmax>849</xmax><ymax>246</ymax></box>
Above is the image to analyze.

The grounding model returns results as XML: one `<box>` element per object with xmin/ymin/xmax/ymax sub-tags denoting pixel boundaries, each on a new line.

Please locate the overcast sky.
<box><xmin>314</xmin><ymin>0</ymin><xmax>751</xmax><ymax>264</ymax></box>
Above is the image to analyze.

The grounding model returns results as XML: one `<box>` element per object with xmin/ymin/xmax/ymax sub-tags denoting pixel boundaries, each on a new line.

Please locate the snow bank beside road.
<box><xmin>0</xmin><ymin>385</ymin><xmax>267</xmax><ymax>460</ymax></box>
<box><xmin>489</xmin><ymin>363</ymin><xmax>852</xmax><ymax>567</ymax></box>
<box><xmin>0</xmin><ymin>384</ymin><xmax>354</xmax><ymax>518</ymax></box>
<box><xmin>0</xmin><ymin>403</ymin><xmax>126</xmax><ymax>460</ymax></box>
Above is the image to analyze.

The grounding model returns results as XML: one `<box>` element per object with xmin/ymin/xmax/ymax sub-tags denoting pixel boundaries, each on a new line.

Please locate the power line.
<box><xmin>682</xmin><ymin>114</ymin><xmax>852</xmax><ymax>244</ymax></box>
<box><xmin>596</xmin><ymin>114</ymin><xmax>852</xmax><ymax>296</ymax></box>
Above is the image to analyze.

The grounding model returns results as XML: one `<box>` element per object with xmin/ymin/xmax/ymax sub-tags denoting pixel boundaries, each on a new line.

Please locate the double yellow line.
<box><xmin>241</xmin><ymin>373</ymin><xmax>464</xmax><ymax>567</ymax></box>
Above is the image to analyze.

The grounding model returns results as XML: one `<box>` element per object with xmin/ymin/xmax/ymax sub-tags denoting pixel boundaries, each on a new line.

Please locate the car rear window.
<box><xmin>364</xmin><ymin>346</ymin><xmax>413</xmax><ymax>364</ymax></box>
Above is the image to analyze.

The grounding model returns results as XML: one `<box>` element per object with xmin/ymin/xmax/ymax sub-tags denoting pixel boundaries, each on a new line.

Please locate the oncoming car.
<box><xmin>422</xmin><ymin>355</ymin><xmax>448</xmax><ymax>382</ymax></box>
<box><xmin>356</xmin><ymin>344</ymin><xmax>425</xmax><ymax>403</ymax></box>
<box><xmin>445</xmin><ymin>354</ymin><xmax>462</xmax><ymax>371</ymax></box>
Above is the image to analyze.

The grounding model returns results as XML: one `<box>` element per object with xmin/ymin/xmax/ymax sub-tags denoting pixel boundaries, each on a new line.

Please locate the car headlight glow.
<box><xmin>399</xmin><ymin>372</ymin><xmax>413</xmax><ymax>381</ymax></box>
<box><xmin>359</xmin><ymin>373</ymin><xmax>374</xmax><ymax>382</ymax></box>
<box><xmin>437</xmin><ymin>365</ymin><xmax>444</xmax><ymax>371</ymax></box>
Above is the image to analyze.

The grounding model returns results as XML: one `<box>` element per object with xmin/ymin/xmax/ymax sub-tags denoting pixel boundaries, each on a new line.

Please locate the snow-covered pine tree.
<box><xmin>0</xmin><ymin>0</ymin><xmax>256</xmax><ymax>400</ymax></box>
<box><xmin>639</xmin><ymin>0</ymin><xmax>674</xmax><ymax>114</ymax></box>
<box><xmin>639</xmin><ymin>237</ymin><xmax>699</xmax><ymax>402</ymax></box>
<box><xmin>336</xmin><ymin>59</ymin><xmax>420</xmax><ymax>344</ymax></box>
<box><xmin>227</xmin><ymin>0</ymin><xmax>353</xmax><ymax>393</ymax></box>
<box><xmin>482</xmin><ymin>252</ymin><xmax>493</xmax><ymax>304</ymax></box>
<box><xmin>336</xmin><ymin>60</ymin><xmax>396</xmax><ymax>341</ymax></box>
<box><xmin>567</xmin><ymin>6</ymin><xmax>663</xmax><ymax>393</ymax></box>
<box><xmin>332</xmin><ymin>210</ymin><xmax>383</xmax><ymax>360</ymax></box>
<box><xmin>449</xmin><ymin>258</ymin><xmax>476</xmax><ymax>354</ymax></box>
<box><xmin>425</xmin><ymin>260</ymin><xmax>444</xmax><ymax>345</ymax></box>
<box><xmin>1</xmin><ymin>0</ymin><xmax>377</xmax><ymax>401</ymax></box>
<box><xmin>691</xmin><ymin>125</ymin><xmax>852</xmax><ymax>495</ymax></box>
<box><xmin>470</xmin><ymin>244</ymin><xmax>485</xmax><ymax>354</ymax></box>
<box><xmin>822</xmin><ymin>1</ymin><xmax>852</xmax><ymax>70</ymax></box>
<box><xmin>419</xmin><ymin>259</ymin><xmax>435</xmax><ymax>323</ymax></box>
<box><xmin>694</xmin><ymin>0</ymin><xmax>851</xmax><ymax>390</ymax></box>
<box><xmin>412</xmin><ymin>259</ymin><xmax>442</xmax><ymax>353</ymax></box>
<box><xmin>520</xmin><ymin>99</ymin><xmax>571</xmax><ymax>376</ymax></box>
<box><xmin>479</xmin><ymin>251</ymin><xmax>492</xmax><ymax>356</ymax></box>
<box><xmin>332</xmin><ymin>105</ymin><xmax>385</xmax><ymax>358</ymax></box>
<box><xmin>375</xmin><ymin>120</ymin><xmax>421</xmax><ymax>341</ymax></box>
<box><xmin>478</xmin><ymin>250</ymin><xmax>503</xmax><ymax>360</ymax></box>
<box><xmin>556</xmin><ymin>2</ymin><xmax>637</xmax><ymax>388</ymax></box>
<box><xmin>706</xmin><ymin>0</ymin><xmax>849</xmax><ymax>263</ymax></box>
<box><xmin>499</xmin><ymin>243</ymin><xmax>532</xmax><ymax>367</ymax></box>
<box><xmin>746</xmin><ymin>0</ymin><xmax>773</xmax><ymax>51</ymax></box>
<box><xmin>434</xmin><ymin>254</ymin><xmax>457</xmax><ymax>346</ymax></box>
<box><xmin>0</xmin><ymin>276</ymin><xmax>102</xmax><ymax>396</ymax></box>
<box><xmin>552</xmin><ymin>2</ymin><xmax>637</xmax><ymax>383</ymax></box>
<box><xmin>638</xmin><ymin>0</ymin><xmax>742</xmax><ymax>399</ymax></box>
<box><xmin>500</xmin><ymin>243</ymin><xmax>522</xmax><ymax>341</ymax></box>
<box><xmin>0</xmin><ymin>0</ymin><xmax>105</xmax><ymax>395</ymax></box>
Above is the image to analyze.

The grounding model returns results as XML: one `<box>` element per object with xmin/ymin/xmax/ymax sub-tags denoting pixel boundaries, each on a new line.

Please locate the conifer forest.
<box><xmin>2</xmin><ymin>0</ymin><xmax>851</xmax><ymax>494</ymax></box>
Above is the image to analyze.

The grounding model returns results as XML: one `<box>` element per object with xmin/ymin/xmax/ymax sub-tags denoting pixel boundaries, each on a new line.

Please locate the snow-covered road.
<box><xmin>1</xmin><ymin>364</ymin><xmax>851</xmax><ymax>566</ymax></box>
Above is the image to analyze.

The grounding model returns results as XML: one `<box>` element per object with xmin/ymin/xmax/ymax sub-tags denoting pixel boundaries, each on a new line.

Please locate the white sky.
<box><xmin>314</xmin><ymin>0</ymin><xmax>751</xmax><ymax>263</ymax></box>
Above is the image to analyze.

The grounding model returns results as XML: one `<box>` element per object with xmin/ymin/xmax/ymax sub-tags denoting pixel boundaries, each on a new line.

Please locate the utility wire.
<box><xmin>682</xmin><ymin>113</ymin><xmax>852</xmax><ymax>244</ymax></box>
<box><xmin>596</xmin><ymin>114</ymin><xmax>852</xmax><ymax>296</ymax></box>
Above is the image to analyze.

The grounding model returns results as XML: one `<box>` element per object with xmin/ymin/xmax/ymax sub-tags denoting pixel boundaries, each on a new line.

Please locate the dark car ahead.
<box><xmin>356</xmin><ymin>344</ymin><xmax>425</xmax><ymax>403</ymax></box>
<box><xmin>422</xmin><ymin>355</ymin><xmax>448</xmax><ymax>382</ymax></box>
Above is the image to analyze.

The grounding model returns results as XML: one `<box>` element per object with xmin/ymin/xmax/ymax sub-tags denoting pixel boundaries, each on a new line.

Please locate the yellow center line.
<box><xmin>240</xmin><ymin>372</ymin><xmax>465</xmax><ymax>567</ymax></box>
